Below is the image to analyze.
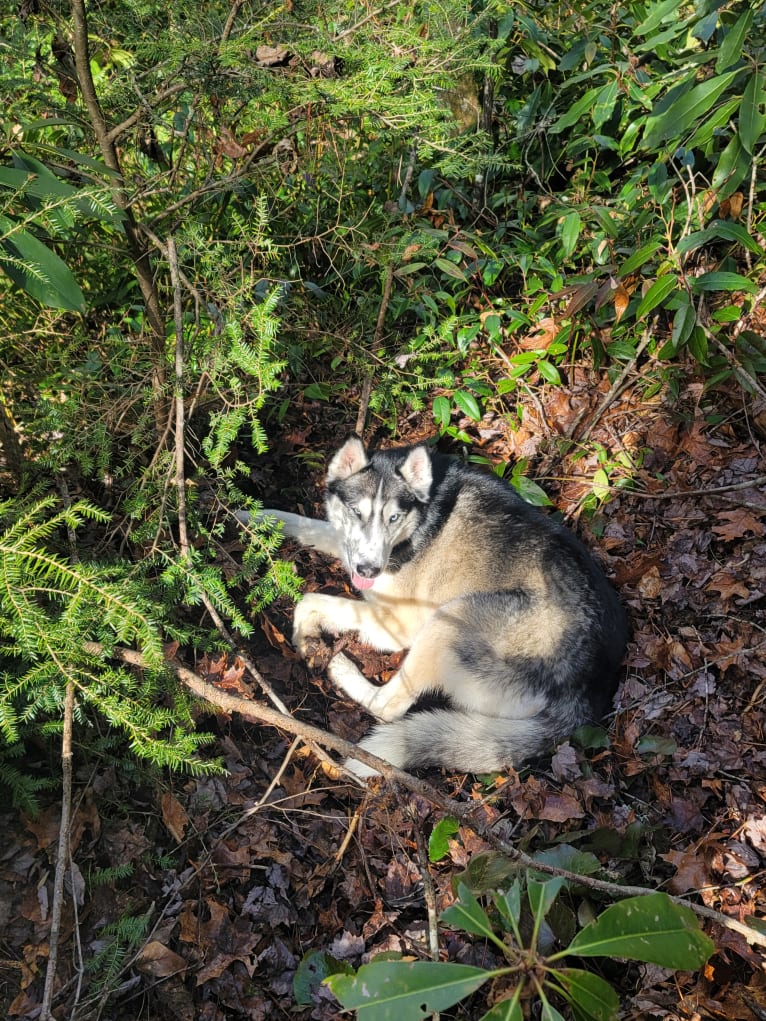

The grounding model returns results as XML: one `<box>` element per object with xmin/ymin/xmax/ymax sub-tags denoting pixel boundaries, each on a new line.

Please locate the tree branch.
<box><xmin>83</xmin><ymin>641</ymin><xmax>766</xmax><ymax>950</ymax></box>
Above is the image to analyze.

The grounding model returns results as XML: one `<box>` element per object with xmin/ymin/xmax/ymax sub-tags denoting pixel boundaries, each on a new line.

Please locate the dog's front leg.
<box><xmin>328</xmin><ymin>653</ymin><xmax>418</xmax><ymax>721</ymax></box>
<box><xmin>239</xmin><ymin>508</ymin><xmax>342</xmax><ymax>560</ymax></box>
<box><xmin>293</xmin><ymin>594</ymin><xmax>410</xmax><ymax>656</ymax></box>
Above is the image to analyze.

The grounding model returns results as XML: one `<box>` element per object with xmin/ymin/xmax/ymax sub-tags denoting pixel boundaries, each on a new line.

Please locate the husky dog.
<box><xmin>250</xmin><ymin>437</ymin><xmax>627</xmax><ymax>778</ymax></box>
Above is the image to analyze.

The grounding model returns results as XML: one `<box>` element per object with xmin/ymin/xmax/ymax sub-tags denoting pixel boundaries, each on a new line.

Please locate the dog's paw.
<box><xmin>292</xmin><ymin>593</ymin><xmax>330</xmax><ymax>658</ymax></box>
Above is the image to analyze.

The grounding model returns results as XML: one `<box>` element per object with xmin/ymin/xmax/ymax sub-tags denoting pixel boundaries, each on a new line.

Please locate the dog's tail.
<box><xmin>347</xmin><ymin>707</ymin><xmax>577</xmax><ymax>778</ymax></box>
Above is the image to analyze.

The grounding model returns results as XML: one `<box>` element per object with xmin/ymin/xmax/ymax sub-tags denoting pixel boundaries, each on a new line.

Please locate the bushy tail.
<box><xmin>347</xmin><ymin>707</ymin><xmax>570</xmax><ymax>777</ymax></box>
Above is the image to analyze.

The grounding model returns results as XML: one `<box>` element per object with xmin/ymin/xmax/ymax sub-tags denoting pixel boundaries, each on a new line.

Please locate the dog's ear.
<box><xmin>327</xmin><ymin>436</ymin><xmax>368</xmax><ymax>481</ymax></box>
<box><xmin>399</xmin><ymin>445</ymin><xmax>432</xmax><ymax>502</ymax></box>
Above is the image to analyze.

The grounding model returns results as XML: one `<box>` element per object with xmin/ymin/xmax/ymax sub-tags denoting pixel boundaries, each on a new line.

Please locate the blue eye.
<box><xmin>389</xmin><ymin>513</ymin><xmax>399</xmax><ymax>523</ymax></box>
<box><xmin>352</xmin><ymin>507</ymin><xmax>362</xmax><ymax>519</ymax></box>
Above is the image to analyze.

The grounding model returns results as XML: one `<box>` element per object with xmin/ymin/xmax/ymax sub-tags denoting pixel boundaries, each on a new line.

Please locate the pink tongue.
<box><xmin>352</xmin><ymin>573</ymin><xmax>375</xmax><ymax>590</ymax></box>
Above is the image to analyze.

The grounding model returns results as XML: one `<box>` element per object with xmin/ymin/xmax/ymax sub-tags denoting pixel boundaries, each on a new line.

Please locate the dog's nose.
<box><xmin>355</xmin><ymin>562</ymin><xmax>381</xmax><ymax>579</ymax></box>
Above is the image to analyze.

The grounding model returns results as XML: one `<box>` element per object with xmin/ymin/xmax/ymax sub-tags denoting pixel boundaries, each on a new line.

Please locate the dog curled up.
<box><xmin>242</xmin><ymin>438</ymin><xmax>628</xmax><ymax>778</ymax></box>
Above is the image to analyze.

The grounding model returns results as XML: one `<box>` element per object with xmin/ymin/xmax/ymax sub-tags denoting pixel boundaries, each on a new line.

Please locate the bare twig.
<box><xmin>82</xmin><ymin>641</ymin><xmax>766</xmax><ymax>950</ymax></box>
<box><xmin>40</xmin><ymin>684</ymin><xmax>75</xmax><ymax>1021</ymax></box>
<box><xmin>410</xmin><ymin>805</ymin><xmax>441</xmax><ymax>966</ymax></box>
<box><xmin>632</xmin><ymin>475</ymin><xmax>766</xmax><ymax>501</ymax></box>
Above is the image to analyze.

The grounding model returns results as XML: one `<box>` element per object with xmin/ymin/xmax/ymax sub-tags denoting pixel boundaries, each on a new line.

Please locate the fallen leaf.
<box><xmin>712</xmin><ymin>508</ymin><xmax>764</xmax><ymax>541</ymax></box>
<box><xmin>161</xmin><ymin>792</ymin><xmax>190</xmax><ymax>843</ymax></box>
<box><xmin>136</xmin><ymin>940</ymin><xmax>188</xmax><ymax>978</ymax></box>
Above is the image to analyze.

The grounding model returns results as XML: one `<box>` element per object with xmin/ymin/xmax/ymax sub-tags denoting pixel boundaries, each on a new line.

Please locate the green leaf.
<box><xmin>528</xmin><ymin>876</ymin><xmax>566</xmax><ymax>923</ymax></box>
<box><xmin>634</xmin><ymin>0</ymin><xmax>687</xmax><ymax>36</ymax></box>
<box><xmin>479</xmin><ymin>987</ymin><xmax>523</xmax><ymax>1021</ymax></box>
<box><xmin>293</xmin><ymin>950</ymin><xmax>352</xmax><ymax>1005</ymax></box>
<box><xmin>537</xmin><ymin>360</ymin><xmax>561</xmax><ymax>385</ymax></box>
<box><xmin>715</xmin><ymin>8</ymin><xmax>753</xmax><ymax>73</ymax></box>
<box><xmin>712</xmin><ymin>134</ymin><xmax>750</xmax><ymax>198</ymax></box>
<box><xmin>643</xmin><ymin>70</ymin><xmax>740</xmax><ymax>147</ymax></box>
<box><xmin>433</xmin><ymin>256</ymin><xmax>468</xmax><ymax>281</ymax></box>
<box><xmin>556</xmin><ymin>968</ymin><xmax>619</xmax><ymax>1021</ymax></box>
<box><xmin>618</xmin><ymin>238</ymin><xmax>664</xmax><ymax>276</ymax></box>
<box><xmin>549</xmin><ymin>87</ymin><xmax>600</xmax><ymax>134</ymax></box>
<box><xmin>453</xmin><ymin>389</ymin><xmax>482</xmax><ymax>421</ymax></box>
<box><xmin>442</xmin><ymin>883</ymin><xmax>499</xmax><ymax>942</ymax></box>
<box><xmin>691</xmin><ymin>271</ymin><xmax>759</xmax><ymax>295</ymax></box>
<box><xmin>677</xmin><ymin>220</ymin><xmax>762</xmax><ymax>256</ymax></box>
<box><xmin>739</xmin><ymin>70</ymin><xmax>766</xmax><ymax>154</ymax></box>
<box><xmin>533</xmin><ymin>844</ymin><xmax>601</xmax><ymax>878</ymax></box>
<box><xmin>325</xmin><ymin>960</ymin><xmax>492</xmax><ymax>1018</ymax></box>
<box><xmin>432</xmin><ymin>395</ymin><xmax>452</xmax><ymax>430</ymax></box>
<box><xmin>560</xmin><ymin>210</ymin><xmax>581</xmax><ymax>259</ymax></box>
<box><xmin>510</xmin><ymin>474</ymin><xmax>553</xmax><ymax>507</ymax></box>
<box><xmin>563</xmin><ymin>892</ymin><xmax>715</xmax><ymax>968</ymax></box>
<box><xmin>670</xmin><ymin>300</ymin><xmax>696</xmax><ymax>353</ymax></box>
<box><xmin>428</xmin><ymin>816</ymin><xmax>459</xmax><ymax>861</ymax></box>
<box><xmin>0</xmin><ymin>215</ymin><xmax>85</xmax><ymax>311</ymax></box>
<box><xmin>592</xmin><ymin>79</ymin><xmax>618</xmax><ymax>129</ymax></box>
<box><xmin>635</xmin><ymin>274</ymin><xmax>677</xmax><ymax>319</ymax></box>
<box><xmin>455</xmin><ymin>851</ymin><xmax>520</xmax><ymax>894</ymax></box>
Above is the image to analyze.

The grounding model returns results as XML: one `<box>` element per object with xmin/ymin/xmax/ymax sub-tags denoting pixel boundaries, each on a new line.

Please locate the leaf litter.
<box><xmin>1</xmin><ymin>363</ymin><xmax>765</xmax><ymax>1020</ymax></box>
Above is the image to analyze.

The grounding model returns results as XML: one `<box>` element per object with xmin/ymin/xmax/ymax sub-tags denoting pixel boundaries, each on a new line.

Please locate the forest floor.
<box><xmin>2</xmin><ymin>349</ymin><xmax>766</xmax><ymax>1020</ymax></box>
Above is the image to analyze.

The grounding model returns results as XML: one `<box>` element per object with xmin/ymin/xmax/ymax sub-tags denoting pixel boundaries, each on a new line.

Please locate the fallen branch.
<box><xmin>84</xmin><ymin>641</ymin><xmax>766</xmax><ymax>949</ymax></box>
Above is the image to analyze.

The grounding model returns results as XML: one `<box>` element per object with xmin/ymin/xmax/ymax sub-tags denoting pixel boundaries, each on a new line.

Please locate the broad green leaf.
<box><xmin>635</xmin><ymin>274</ymin><xmax>677</xmax><ymax>319</ymax></box>
<box><xmin>691</xmin><ymin>271</ymin><xmax>759</xmax><ymax>295</ymax></box>
<box><xmin>592</xmin><ymin>79</ymin><xmax>618</xmax><ymax>128</ymax></box>
<box><xmin>511</xmin><ymin>474</ymin><xmax>553</xmax><ymax>507</ymax></box>
<box><xmin>671</xmin><ymin>300</ymin><xmax>696</xmax><ymax>353</ymax></box>
<box><xmin>528</xmin><ymin>876</ymin><xmax>566</xmax><ymax>923</ymax></box>
<box><xmin>455</xmin><ymin>851</ymin><xmax>520</xmax><ymax>894</ymax></box>
<box><xmin>428</xmin><ymin>816</ymin><xmax>459</xmax><ymax>862</ymax></box>
<box><xmin>563</xmin><ymin>892</ymin><xmax>715</xmax><ymax>968</ymax></box>
<box><xmin>541</xmin><ymin>1001</ymin><xmax>567</xmax><ymax>1021</ymax></box>
<box><xmin>533</xmin><ymin>844</ymin><xmax>601</xmax><ymax>878</ymax></box>
<box><xmin>677</xmin><ymin>220</ymin><xmax>762</xmax><ymax>256</ymax></box>
<box><xmin>618</xmin><ymin>238</ymin><xmax>664</xmax><ymax>276</ymax></box>
<box><xmin>643</xmin><ymin>70</ymin><xmax>740</xmax><ymax>147</ymax></box>
<box><xmin>550</xmin><ymin>87</ymin><xmax>600</xmax><ymax>134</ymax></box>
<box><xmin>325</xmin><ymin>960</ymin><xmax>492</xmax><ymax>1018</ymax></box>
<box><xmin>453</xmin><ymin>389</ymin><xmax>482</xmax><ymax>421</ymax></box>
<box><xmin>495</xmin><ymin>879</ymin><xmax>522</xmax><ymax>929</ymax></box>
<box><xmin>739</xmin><ymin>70</ymin><xmax>766</xmax><ymax>154</ymax></box>
<box><xmin>716</xmin><ymin>7</ymin><xmax>752</xmax><ymax>72</ymax></box>
<box><xmin>688</xmin><ymin>326</ymin><xmax>708</xmax><ymax>365</ymax></box>
<box><xmin>432</xmin><ymin>395</ymin><xmax>452</xmax><ymax>429</ymax></box>
<box><xmin>556</xmin><ymin>968</ymin><xmax>619</xmax><ymax>1021</ymax></box>
<box><xmin>537</xmin><ymin>360</ymin><xmax>561</xmax><ymax>385</ymax></box>
<box><xmin>0</xmin><ymin>215</ymin><xmax>85</xmax><ymax>311</ymax></box>
<box><xmin>294</xmin><ymin>950</ymin><xmax>352</xmax><ymax>1005</ymax></box>
<box><xmin>480</xmin><ymin>987</ymin><xmax>523</xmax><ymax>1021</ymax></box>
<box><xmin>712</xmin><ymin>134</ymin><xmax>750</xmax><ymax>197</ymax></box>
<box><xmin>433</xmin><ymin>256</ymin><xmax>467</xmax><ymax>281</ymax></box>
<box><xmin>560</xmin><ymin>210</ymin><xmax>581</xmax><ymax>259</ymax></box>
<box><xmin>634</xmin><ymin>0</ymin><xmax>685</xmax><ymax>36</ymax></box>
<box><xmin>442</xmin><ymin>883</ymin><xmax>499</xmax><ymax>943</ymax></box>
<box><xmin>394</xmin><ymin>261</ymin><xmax>427</xmax><ymax>277</ymax></box>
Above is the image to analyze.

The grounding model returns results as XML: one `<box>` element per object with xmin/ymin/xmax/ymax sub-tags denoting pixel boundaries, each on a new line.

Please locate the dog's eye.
<box><xmin>351</xmin><ymin>507</ymin><xmax>362</xmax><ymax>519</ymax></box>
<box><xmin>389</xmin><ymin>513</ymin><xmax>400</xmax><ymax>523</ymax></box>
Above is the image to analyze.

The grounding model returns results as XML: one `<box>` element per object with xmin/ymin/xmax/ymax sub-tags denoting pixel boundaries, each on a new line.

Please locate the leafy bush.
<box><xmin>326</xmin><ymin>861</ymin><xmax>714</xmax><ymax>1020</ymax></box>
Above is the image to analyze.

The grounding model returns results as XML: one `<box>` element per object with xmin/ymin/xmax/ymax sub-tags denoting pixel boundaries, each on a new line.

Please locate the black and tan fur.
<box><xmin>248</xmin><ymin>438</ymin><xmax>628</xmax><ymax>777</ymax></box>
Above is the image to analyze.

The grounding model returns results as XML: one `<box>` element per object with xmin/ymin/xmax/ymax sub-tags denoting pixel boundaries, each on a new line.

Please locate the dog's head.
<box><xmin>325</xmin><ymin>437</ymin><xmax>432</xmax><ymax>590</ymax></box>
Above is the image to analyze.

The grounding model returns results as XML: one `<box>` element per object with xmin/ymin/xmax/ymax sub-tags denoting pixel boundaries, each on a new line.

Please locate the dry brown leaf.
<box><xmin>712</xmin><ymin>508</ymin><xmax>764</xmax><ymax>541</ymax></box>
<box><xmin>520</xmin><ymin>316</ymin><xmax>557</xmax><ymax>350</ymax></box>
<box><xmin>135</xmin><ymin>940</ymin><xmax>188</xmax><ymax>978</ymax></box>
<box><xmin>161</xmin><ymin>792</ymin><xmax>190</xmax><ymax>843</ymax></box>
<box><xmin>613</xmin><ymin>284</ymin><xmax>630</xmax><ymax>323</ymax></box>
